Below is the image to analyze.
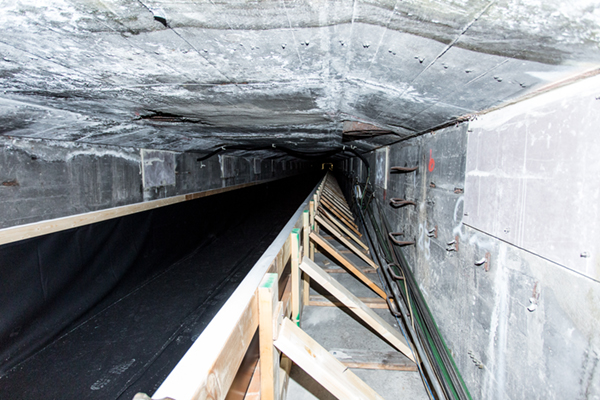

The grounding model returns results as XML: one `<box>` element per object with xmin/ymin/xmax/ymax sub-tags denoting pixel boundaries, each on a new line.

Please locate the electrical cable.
<box><xmin>375</xmin><ymin>198</ymin><xmax>473</xmax><ymax>400</ymax></box>
<box><xmin>348</xmin><ymin>183</ymin><xmax>439</xmax><ymax>400</ymax></box>
<box><xmin>345</xmin><ymin>174</ymin><xmax>472</xmax><ymax>400</ymax></box>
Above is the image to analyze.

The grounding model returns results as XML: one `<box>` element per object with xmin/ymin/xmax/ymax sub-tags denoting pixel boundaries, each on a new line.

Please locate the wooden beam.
<box><xmin>315</xmin><ymin>214</ymin><xmax>377</xmax><ymax>269</ymax></box>
<box><xmin>274</xmin><ymin>318</ymin><xmax>385</xmax><ymax>400</ymax></box>
<box><xmin>310</xmin><ymin>232</ymin><xmax>385</xmax><ymax>299</ymax></box>
<box><xmin>322</xmin><ymin>189</ymin><xmax>352</xmax><ymax>214</ymax></box>
<box><xmin>322</xmin><ymin>188</ymin><xmax>352</xmax><ymax>214</ymax></box>
<box><xmin>0</xmin><ymin>177</ymin><xmax>284</xmax><ymax>247</ymax></box>
<box><xmin>309</xmin><ymin>201</ymin><xmax>315</xmax><ymax>261</ymax></box>
<box><xmin>299</xmin><ymin>257</ymin><xmax>415</xmax><ymax>362</ymax></box>
<box><xmin>308</xmin><ymin>295</ymin><xmax>388</xmax><ymax>309</ymax></box>
<box><xmin>339</xmin><ymin>249</ymin><xmax>368</xmax><ymax>255</ymax></box>
<box><xmin>243</xmin><ymin>363</ymin><xmax>261</xmax><ymax>400</ymax></box>
<box><xmin>259</xmin><ymin>274</ymin><xmax>280</xmax><ymax>400</ymax></box>
<box><xmin>322</xmin><ymin>196</ymin><xmax>355</xmax><ymax>223</ymax></box>
<box><xmin>323</xmin><ymin>267</ymin><xmax>377</xmax><ymax>274</ymax></box>
<box><xmin>318</xmin><ymin>204</ymin><xmax>362</xmax><ymax>237</ymax></box>
<box><xmin>323</xmin><ymin>181</ymin><xmax>344</xmax><ymax>197</ymax></box>
<box><xmin>330</xmin><ymin>348</ymin><xmax>417</xmax><ymax>371</ymax></box>
<box><xmin>319</xmin><ymin>207</ymin><xmax>362</xmax><ymax>239</ymax></box>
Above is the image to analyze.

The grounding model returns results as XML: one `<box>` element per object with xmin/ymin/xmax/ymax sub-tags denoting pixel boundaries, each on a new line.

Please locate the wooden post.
<box><xmin>259</xmin><ymin>274</ymin><xmax>280</xmax><ymax>400</ymax></box>
<box><xmin>302</xmin><ymin>210</ymin><xmax>310</xmax><ymax>305</ymax></box>
<box><xmin>309</xmin><ymin>200</ymin><xmax>315</xmax><ymax>260</ymax></box>
<box><xmin>290</xmin><ymin>229</ymin><xmax>301</xmax><ymax>325</ymax></box>
<box><xmin>312</xmin><ymin>194</ymin><xmax>319</xmax><ymax>234</ymax></box>
<box><xmin>302</xmin><ymin>210</ymin><xmax>310</xmax><ymax>259</ymax></box>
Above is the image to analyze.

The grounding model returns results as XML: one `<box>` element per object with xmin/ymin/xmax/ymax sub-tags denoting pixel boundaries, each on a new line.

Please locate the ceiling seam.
<box><xmin>360</xmin><ymin>1</ymin><xmax>403</xmax><ymax>112</ymax></box>
<box><xmin>135</xmin><ymin>0</ymin><xmax>235</xmax><ymax>84</ymax></box>
<box><xmin>335</xmin><ymin>0</ymin><xmax>358</xmax><ymax>115</ymax></box>
<box><xmin>279</xmin><ymin>0</ymin><xmax>305</xmax><ymax>69</ymax></box>
<box><xmin>372</xmin><ymin>0</ymin><xmax>496</xmax><ymax>129</ymax></box>
<box><xmin>83</xmin><ymin>10</ymin><xmax>198</xmax><ymax>84</ymax></box>
<box><xmin>0</xmin><ymin>40</ymin><xmax>106</xmax><ymax>87</ymax></box>
<box><xmin>405</xmin><ymin>0</ymin><xmax>497</xmax><ymax>87</ymax></box>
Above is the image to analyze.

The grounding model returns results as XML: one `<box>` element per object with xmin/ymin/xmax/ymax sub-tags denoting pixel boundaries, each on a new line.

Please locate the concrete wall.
<box><xmin>343</xmin><ymin>76</ymin><xmax>600</xmax><ymax>399</ymax></box>
<box><xmin>0</xmin><ymin>137</ymin><xmax>310</xmax><ymax>229</ymax></box>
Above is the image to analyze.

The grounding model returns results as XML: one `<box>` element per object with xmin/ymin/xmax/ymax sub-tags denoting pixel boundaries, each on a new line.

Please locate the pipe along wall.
<box><xmin>0</xmin><ymin>173</ymin><xmax>320</xmax><ymax>399</ymax></box>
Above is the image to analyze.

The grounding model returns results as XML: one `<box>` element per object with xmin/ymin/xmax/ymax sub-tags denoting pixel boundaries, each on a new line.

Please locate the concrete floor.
<box><xmin>286</xmin><ymin>233</ymin><xmax>429</xmax><ymax>400</ymax></box>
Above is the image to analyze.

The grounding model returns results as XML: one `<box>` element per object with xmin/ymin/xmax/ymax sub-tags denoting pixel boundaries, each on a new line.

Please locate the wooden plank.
<box><xmin>0</xmin><ymin>177</ymin><xmax>283</xmax><ymax>247</ymax></box>
<box><xmin>339</xmin><ymin>249</ymin><xmax>368</xmax><ymax>255</ymax></box>
<box><xmin>324</xmin><ymin>181</ymin><xmax>345</xmax><ymax>199</ymax></box>
<box><xmin>320</xmin><ymin>191</ymin><xmax>349</xmax><ymax>215</ymax></box>
<box><xmin>302</xmin><ymin>210</ymin><xmax>310</xmax><ymax>258</ymax></box>
<box><xmin>309</xmin><ymin>201</ymin><xmax>315</xmax><ymax>260</ymax></box>
<box><xmin>322</xmin><ymin>189</ymin><xmax>352</xmax><ymax>215</ymax></box>
<box><xmin>329</xmin><ymin>348</ymin><xmax>417</xmax><ymax>371</ymax></box>
<box><xmin>290</xmin><ymin>229</ymin><xmax>301</xmax><ymax>324</ymax></box>
<box><xmin>299</xmin><ymin>257</ymin><xmax>415</xmax><ymax>362</ymax></box>
<box><xmin>323</xmin><ymin>182</ymin><xmax>345</xmax><ymax>198</ymax></box>
<box><xmin>322</xmin><ymin>196</ymin><xmax>355</xmax><ymax>223</ymax></box>
<box><xmin>320</xmin><ymin>236</ymin><xmax>368</xmax><ymax>254</ymax></box>
<box><xmin>243</xmin><ymin>363</ymin><xmax>261</xmax><ymax>400</ymax></box>
<box><xmin>308</xmin><ymin>295</ymin><xmax>388</xmax><ymax>309</ymax></box>
<box><xmin>313</xmin><ymin>195</ymin><xmax>320</xmax><ymax>234</ymax></box>
<box><xmin>259</xmin><ymin>274</ymin><xmax>280</xmax><ymax>400</ymax></box>
<box><xmin>310</xmin><ymin>232</ymin><xmax>385</xmax><ymax>299</ymax></box>
<box><xmin>274</xmin><ymin>318</ymin><xmax>385</xmax><ymax>400</ymax></box>
<box><xmin>315</xmin><ymin>214</ymin><xmax>377</xmax><ymax>269</ymax></box>
<box><xmin>323</xmin><ymin>267</ymin><xmax>377</xmax><ymax>274</ymax></box>
<box><xmin>323</xmin><ymin>188</ymin><xmax>352</xmax><ymax>214</ymax></box>
<box><xmin>319</xmin><ymin>207</ymin><xmax>363</xmax><ymax>239</ymax></box>
<box><xmin>318</xmin><ymin>203</ymin><xmax>362</xmax><ymax>237</ymax></box>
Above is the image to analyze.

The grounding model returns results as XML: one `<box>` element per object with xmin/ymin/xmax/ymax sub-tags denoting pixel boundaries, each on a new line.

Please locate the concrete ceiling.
<box><xmin>1</xmin><ymin>0</ymin><xmax>599</xmax><ymax>159</ymax></box>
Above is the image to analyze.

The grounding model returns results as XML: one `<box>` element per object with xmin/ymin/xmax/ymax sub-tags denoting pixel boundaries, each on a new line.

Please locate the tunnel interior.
<box><xmin>0</xmin><ymin>1</ymin><xmax>599</xmax><ymax>399</ymax></box>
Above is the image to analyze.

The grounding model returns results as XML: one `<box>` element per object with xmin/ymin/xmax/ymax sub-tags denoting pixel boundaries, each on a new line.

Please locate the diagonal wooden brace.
<box><xmin>299</xmin><ymin>257</ymin><xmax>415</xmax><ymax>362</ymax></box>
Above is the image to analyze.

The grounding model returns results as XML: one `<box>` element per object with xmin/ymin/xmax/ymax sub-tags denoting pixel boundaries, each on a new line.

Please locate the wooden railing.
<box><xmin>138</xmin><ymin>172</ymin><xmax>415</xmax><ymax>400</ymax></box>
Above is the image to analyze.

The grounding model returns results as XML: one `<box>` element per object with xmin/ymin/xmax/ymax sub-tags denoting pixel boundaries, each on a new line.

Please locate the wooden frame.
<box><xmin>314</xmin><ymin>214</ymin><xmax>375</xmax><ymax>268</ymax></box>
<box><xmin>310</xmin><ymin>232</ymin><xmax>386</xmax><ymax>299</ymax></box>
<box><xmin>149</xmin><ymin>176</ymin><xmax>321</xmax><ymax>400</ymax></box>
<box><xmin>299</xmin><ymin>257</ymin><xmax>414</xmax><ymax>362</ymax></box>
<box><xmin>140</xmin><ymin>172</ymin><xmax>414</xmax><ymax>400</ymax></box>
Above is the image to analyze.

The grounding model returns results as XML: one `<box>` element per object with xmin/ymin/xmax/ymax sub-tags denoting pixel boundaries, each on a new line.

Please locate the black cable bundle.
<box><xmin>347</xmin><ymin>179</ymin><xmax>472</xmax><ymax>400</ymax></box>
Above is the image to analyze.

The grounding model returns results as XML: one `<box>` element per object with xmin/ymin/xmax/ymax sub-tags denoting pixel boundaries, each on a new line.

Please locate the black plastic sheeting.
<box><xmin>0</xmin><ymin>173</ymin><xmax>320</xmax><ymax>399</ymax></box>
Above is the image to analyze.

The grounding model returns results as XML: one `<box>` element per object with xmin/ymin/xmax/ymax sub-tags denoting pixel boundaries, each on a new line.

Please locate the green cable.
<box><xmin>398</xmin><ymin>251</ymin><xmax>473</xmax><ymax>400</ymax></box>
<box><xmin>365</xmin><ymin>195</ymin><xmax>472</xmax><ymax>400</ymax></box>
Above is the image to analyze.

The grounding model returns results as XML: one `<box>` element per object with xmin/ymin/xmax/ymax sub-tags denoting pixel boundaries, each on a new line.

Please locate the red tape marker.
<box><xmin>428</xmin><ymin>149</ymin><xmax>435</xmax><ymax>172</ymax></box>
